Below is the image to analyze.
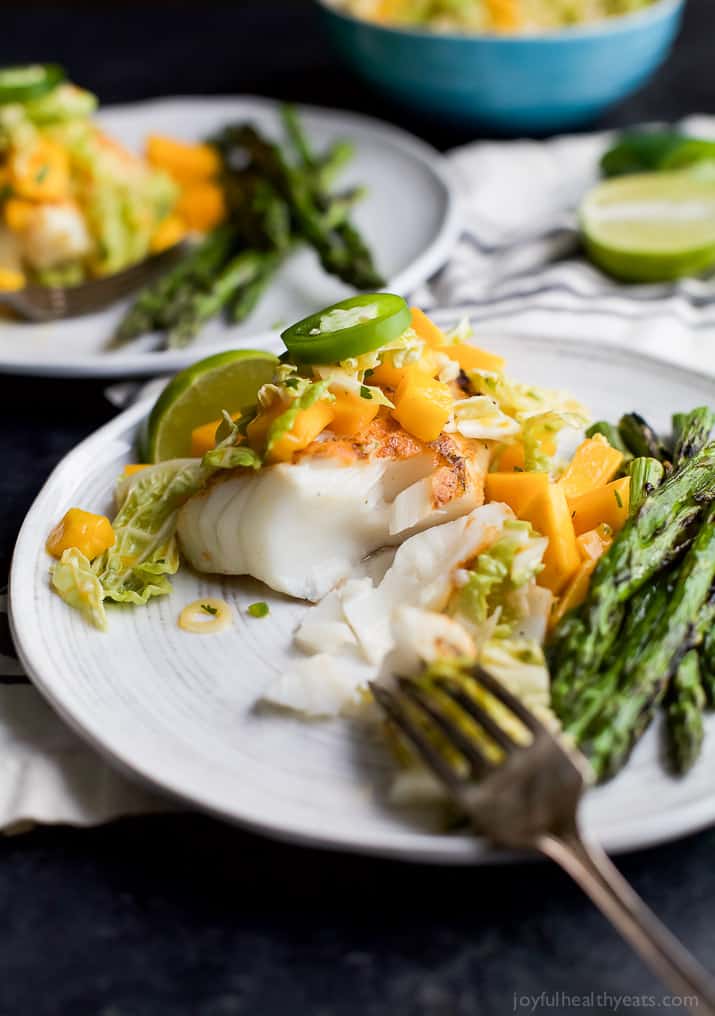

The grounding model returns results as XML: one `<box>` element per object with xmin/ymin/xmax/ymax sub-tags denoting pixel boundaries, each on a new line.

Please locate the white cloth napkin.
<box><xmin>4</xmin><ymin>117</ymin><xmax>715</xmax><ymax>831</ymax></box>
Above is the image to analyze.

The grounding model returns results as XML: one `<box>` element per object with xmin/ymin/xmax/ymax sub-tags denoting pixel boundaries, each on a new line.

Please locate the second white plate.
<box><xmin>11</xmin><ymin>333</ymin><xmax>715</xmax><ymax>862</ymax></box>
<box><xmin>0</xmin><ymin>96</ymin><xmax>458</xmax><ymax>378</ymax></box>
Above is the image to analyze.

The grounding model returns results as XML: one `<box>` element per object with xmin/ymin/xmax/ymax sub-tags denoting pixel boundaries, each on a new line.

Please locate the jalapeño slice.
<box><xmin>0</xmin><ymin>64</ymin><xmax>66</xmax><ymax>104</ymax></box>
<box><xmin>281</xmin><ymin>294</ymin><xmax>410</xmax><ymax>365</ymax></box>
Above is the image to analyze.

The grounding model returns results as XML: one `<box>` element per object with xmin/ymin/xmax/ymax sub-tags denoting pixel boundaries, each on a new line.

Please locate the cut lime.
<box><xmin>145</xmin><ymin>349</ymin><xmax>278</xmax><ymax>462</ymax></box>
<box><xmin>580</xmin><ymin>171</ymin><xmax>715</xmax><ymax>283</ymax></box>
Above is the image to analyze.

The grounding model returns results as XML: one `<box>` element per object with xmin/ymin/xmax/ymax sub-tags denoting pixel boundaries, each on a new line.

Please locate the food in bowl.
<box><xmin>329</xmin><ymin>0</ymin><xmax>657</xmax><ymax>33</ymax></box>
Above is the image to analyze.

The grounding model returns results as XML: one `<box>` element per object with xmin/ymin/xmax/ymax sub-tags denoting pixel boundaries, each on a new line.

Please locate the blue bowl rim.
<box><xmin>316</xmin><ymin>0</ymin><xmax>685</xmax><ymax>44</ymax></box>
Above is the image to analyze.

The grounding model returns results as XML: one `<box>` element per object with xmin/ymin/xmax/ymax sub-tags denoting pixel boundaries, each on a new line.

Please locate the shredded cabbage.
<box><xmin>52</xmin><ymin>460</ymin><xmax>204</xmax><ymax>629</ymax></box>
<box><xmin>335</xmin><ymin>0</ymin><xmax>655</xmax><ymax>33</ymax></box>
<box><xmin>465</xmin><ymin>368</ymin><xmax>589</xmax><ymax>474</ymax></box>
<box><xmin>51</xmin><ymin>548</ymin><xmax>107</xmax><ymax>631</ymax></box>
<box><xmin>446</xmin><ymin>395</ymin><xmax>520</xmax><ymax>441</ymax></box>
<box><xmin>520</xmin><ymin>410</ymin><xmax>589</xmax><ymax>472</ymax></box>
<box><xmin>312</xmin><ymin>365</ymin><xmax>394</xmax><ymax>408</ymax></box>
<box><xmin>96</xmin><ymin>461</ymin><xmax>201</xmax><ymax>605</ymax></box>
<box><xmin>449</xmin><ymin>520</ymin><xmax>547</xmax><ymax>641</ymax></box>
<box><xmin>468</xmin><ymin>369</ymin><xmax>587</xmax><ymax>421</ymax></box>
<box><xmin>318</xmin><ymin>303</ymin><xmax>380</xmax><ymax>332</ymax></box>
<box><xmin>340</xmin><ymin>326</ymin><xmax>424</xmax><ymax>375</ymax></box>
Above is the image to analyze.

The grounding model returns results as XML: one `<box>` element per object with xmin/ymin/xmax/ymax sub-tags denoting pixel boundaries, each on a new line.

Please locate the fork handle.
<box><xmin>538</xmin><ymin>830</ymin><xmax>715</xmax><ymax>1012</ymax></box>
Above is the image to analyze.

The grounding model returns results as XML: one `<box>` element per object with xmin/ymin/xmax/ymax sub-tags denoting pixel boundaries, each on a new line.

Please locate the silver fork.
<box><xmin>0</xmin><ymin>244</ymin><xmax>185</xmax><ymax>323</ymax></box>
<box><xmin>371</xmin><ymin>668</ymin><xmax>715</xmax><ymax>1011</ymax></box>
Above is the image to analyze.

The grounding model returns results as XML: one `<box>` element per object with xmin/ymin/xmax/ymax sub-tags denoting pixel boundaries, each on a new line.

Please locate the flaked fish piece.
<box><xmin>261</xmin><ymin>502</ymin><xmax>514</xmax><ymax>716</ymax></box>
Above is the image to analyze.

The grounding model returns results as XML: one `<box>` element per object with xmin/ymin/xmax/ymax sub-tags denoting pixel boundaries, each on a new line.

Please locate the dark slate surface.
<box><xmin>1</xmin><ymin>2</ymin><xmax>715</xmax><ymax>1013</ymax></box>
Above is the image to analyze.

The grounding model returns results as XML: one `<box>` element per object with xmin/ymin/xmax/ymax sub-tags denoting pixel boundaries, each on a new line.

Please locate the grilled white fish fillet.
<box><xmin>177</xmin><ymin>416</ymin><xmax>490</xmax><ymax>601</ymax></box>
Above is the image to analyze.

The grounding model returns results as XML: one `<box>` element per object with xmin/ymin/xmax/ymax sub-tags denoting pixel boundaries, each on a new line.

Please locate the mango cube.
<box><xmin>520</xmin><ymin>483</ymin><xmax>580</xmax><ymax>594</ymax></box>
<box><xmin>485</xmin><ymin>471</ymin><xmax>550</xmax><ymax>518</ymax></box>
<box><xmin>266</xmin><ymin>400</ymin><xmax>335</xmax><ymax>463</ymax></box>
<box><xmin>570</xmin><ymin>477</ymin><xmax>630</xmax><ymax>536</ymax></box>
<box><xmin>558</xmin><ymin>435</ymin><xmax>623</xmax><ymax>501</ymax></box>
<box><xmin>329</xmin><ymin>389</ymin><xmax>380</xmax><ymax>437</ymax></box>
<box><xmin>392</xmin><ymin>371</ymin><xmax>453</xmax><ymax>443</ymax></box>
<box><xmin>46</xmin><ymin>508</ymin><xmax>115</xmax><ymax>562</ymax></box>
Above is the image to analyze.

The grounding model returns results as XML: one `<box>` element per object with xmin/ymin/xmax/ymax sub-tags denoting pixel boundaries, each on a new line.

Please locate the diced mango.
<box><xmin>549</xmin><ymin>560</ymin><xmax>596</xmax><ymax>630</ymax></box>
<box><xmin>558</xmin><ymin>435</ymin><xmax>624</xmax><ymax>502</ymax></box>
<box><xmin>0</xmin><ymin>267</ymin><xmax>25</xmax><ymax>291</ymax></box>
<box><xmin>10</xmin><ymin>138</ymin><xmax>69</xmax><ymax>201</ymax></box>
<box><xmin>177</xmin><ymin>182</ymin><xmax>225</xmax><ymax>232</ymax></box>
<box><xmin>570</xmin><ymin>477</ymin><xmax>630</xmax><ymax>537</ymax></box>
<box><xmin>190</xmin><ymin>419</ymin><xmax>223</xmax><ymax>458</ymax></box>
<box><xmin>150</xmin><ymin>214</ymin><xmax>186</xmax><ymax>254</ymax></box>
<box><xmin>520</xmin><ymin>483</ymin><xmax>580</xmax><ymax>594</ymax></box>
<box><xmin>4</xmin><ymin>197</ymin><xmax>36</xmax><ymax>233</ymax></box>
<box><xmin>190</xmin><ymin>411</ymin><xmax>243</xmax><ymax>458</ymax></box>
<box><xmin>493</xmin><ymin>435</ymin><xmax>556</xmax><ymax>472</ymax></box>
<box><xmin>46</xmin><ymin>508</ymin><xmax>115</xmax><ymax>562</ymax></box>
<box><xmin>370</xmin><ymin>351</ymin><xmax>439</xmax><ymax>391</ymax></box>
<box><xmin>576</xmin><ymin>523</ymin><xmax>613</xmax><ymax>563</ymax></box>
<box><xmin>146</xmin><ymin>135</ymin><xmax>221</xmax><ymax>183</ymax></box>
<box><xmin>496</xmin><ymin>442</ymin><xmax>526</xmax><ymax>472</ymax></box>
<box><xmin>392</xmin><ymin>371</ymin><xmax>453</xmax><ymax>443</ymax></box>
<box><xmin>329</xmin><ymin>389</ymin><xmax>380</xmax><ymax>437</ymax></box>
<box><xmin>551</xmin><ymin>522</ymin><xmax>614</xmax><ymax>628</ymax></box>
<box><xmin>445</xmin><ymin>343</ymin><xmax>506</xmax><ymax>375</ymax></box>
<box><xmin>376</xmin><ymin>0</ymin><xmax>404</xmax><ymax>20</ymax></box>
<box><xmin>267</xmin><ymin>399</ymin><xmax>336</xmax><ymax>463</ymax></box>
<box><xmin>369</xmin><ymin>357</ymin><xmax>404</xmax><ymax>390</ymax></box>
<box><xmin>246</xmin><ymin>402</ymin><xmax>283</xmax><ymax>454</ymax></box>
<box><xmin>486</xmin><ymin>0</ymin><xmax>522</xmax><ymax>30</ymax></box>
<box><xmin>410</xmin><ymin>306</ymin><xmax>446</xmax><ymax>348</ymax></box>
<box><xmin>122</xmin><ymin>464</ymin><xmax>149</xmax><ymax>477</ymax></box>
<box><xmin>485</xmin><ymin>471</ymin><xmax>550</xmax><ymax>518</ymax></box>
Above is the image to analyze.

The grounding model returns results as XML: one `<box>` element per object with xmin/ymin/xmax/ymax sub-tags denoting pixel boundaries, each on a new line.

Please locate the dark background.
<box><xmin>2</xmin><ymin>3</ymin><xmax>715</xmax><ymax>1014</ymax></box>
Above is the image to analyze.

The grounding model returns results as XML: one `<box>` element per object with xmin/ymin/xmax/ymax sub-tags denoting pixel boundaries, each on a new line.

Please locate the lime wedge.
<box><xmin>145</xmin><ymin>349</ymin><xmax>278</xmax><ymax>462</ymax></box>
<box><xmin>580</xmin><ymin>171</ymin><xmax>715</xmax><ymax>283</ymax></box>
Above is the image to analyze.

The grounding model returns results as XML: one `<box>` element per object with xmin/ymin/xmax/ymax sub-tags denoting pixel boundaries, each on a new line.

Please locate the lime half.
<box><xmin>145</xmin><ymin>349</ymin><xmax>278</xmax><ymax>462</ymax></box>
<box><xmin>581</xmin><ymin>171</ymin><xmax>715</xmax><ymax>283</ymax></box>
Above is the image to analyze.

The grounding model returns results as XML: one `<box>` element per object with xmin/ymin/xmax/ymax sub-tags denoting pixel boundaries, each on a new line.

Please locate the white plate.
<box><xmin>11</xmin><ymin>334</ymin><xmax>715</xmax><ymax>862</ymax></box>
<box><xmin>0</xmin><ymin>96</ymin><xmax>458</xmax><ymax>378</ymax></box>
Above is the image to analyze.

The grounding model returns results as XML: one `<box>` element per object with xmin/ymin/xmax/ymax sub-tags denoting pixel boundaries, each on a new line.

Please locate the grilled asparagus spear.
<box><xmin>167</xmin><ymin>250</ymin><xmax>270</xmax><ymax>348</ymax></box>
<box><xmin>666</xmin><ymin>650</ymin><xmax>706</xmax><ymax>774</ymax></box>
<box><xmin>700</xmin><ymin>623</ymin><xmax>715</xmax><ymax>708</ymax></box>
<box><xmin>672</xmin><ymin>407</ymin><xmax>715</xmax><ymax>468</ymax></box>
<box><xmin>618</xmin><ymin>412</ymin><xmax>670</xmax><ymax>462</ymax></box>
<box><xmin>114</xmin><ymin>226</ymin><xmax>237</xmax><ymax>344</ymax></box>
<box><xmin>629</xmin><ymin>457</ymin><xmax>665</xmax><ymax>516</ymax></box>
<box><xmin>216</xmin><ymin>123</ymin><xmax>384</xmax><ymax>290</ymax></box>
<box><xmin>550</xmin><ymin>443</ymin><xmax>715</xmax><ymax>721</ymax></box>
<box><xmin>582</xmin><ymin>506</ymin><xmax>715</xmax><ymax>780</ymax></box>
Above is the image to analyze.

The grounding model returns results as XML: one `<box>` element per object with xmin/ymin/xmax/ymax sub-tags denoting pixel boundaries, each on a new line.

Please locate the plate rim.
<box><xmin>10</xmin><ymin>332</ymin><xmax>715</xmax><ymax>862</ymax></box>
<box><xmin>0</xmin><ymin>95</ymin><xmax>459</xmax><ymax>379</ymax></box>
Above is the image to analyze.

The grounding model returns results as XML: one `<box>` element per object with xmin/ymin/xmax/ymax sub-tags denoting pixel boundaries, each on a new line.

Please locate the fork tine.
<box><xmin>369</xmin><ymin>682</ymin><xmax>464</xmax><ymax>792</ymax></box>
<box><xmin>397</xmin><ymin>677</ymin><xmax>494</xmax><ymax>777</ymax></box>
<box><xmin>465</xmin><ymin>664</ymin><xmax>545</xmax><ymax>734</ymax></box>
<box><xmin>434</xmin><ymin>677</ymin><xmax>524</xmax><ymax>753</ymax></box>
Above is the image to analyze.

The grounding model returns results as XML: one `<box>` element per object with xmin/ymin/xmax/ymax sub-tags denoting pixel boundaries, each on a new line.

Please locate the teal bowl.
<box><xmin>317</xmin><ymin>0</ymin><xmax>686</xmax><ymax>134</ymax></box>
